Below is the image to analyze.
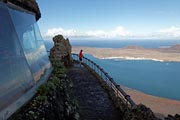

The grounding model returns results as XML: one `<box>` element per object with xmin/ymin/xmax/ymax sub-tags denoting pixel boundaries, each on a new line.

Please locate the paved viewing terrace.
<box><xmin>67</xmin><ymin>64</ymin><xmax>122</xmax><ymax>120</ymax></box>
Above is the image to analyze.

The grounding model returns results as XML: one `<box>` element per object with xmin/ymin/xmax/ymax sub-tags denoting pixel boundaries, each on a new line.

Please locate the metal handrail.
<box><xmin>72</xmin><ymin>53</ymin><xmax>136</xmax><ymax>107</ymax></box>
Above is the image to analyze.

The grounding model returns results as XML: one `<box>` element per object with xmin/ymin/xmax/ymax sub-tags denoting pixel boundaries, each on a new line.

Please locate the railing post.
<box><xmin>97</xmin><ymin>65</ymin><xmax>100</xmax><ymax>76</ymax></box>
<box><xmin>116</xmin><ymin>85</ymin><xmax>120</xmax><ymax>97</ymax></box>
<box><xmin>91</xmin><ymin>61</ymin><xmax>93</xmax><ymax>69</ymax></box>
<box><xmin>85</xmin><ymin>58</ymin><xmax>87</xmax><ymax>65</ymax></box>
<box><xmin>93</xmin><ymin>63</ymin><xmax>96</xmax><ymax>73</ymax></box>
<box><xmin>86</xmin><ymin>59</ymin><xmax>88</xmax><ymax>66</ymax></box>
<box><xmin>110</xmin><ymin>78</ymin><xmax>113</xmax><ymax>89</ymax></box>
<box><xmin>104</xmin><ymin>72</ymin><xmax>107</xmax><ymax>81</ymax></box>
<box><xmin>100</xmin><ymin>68</ymin><xmax>102</xmax><ymax>79</ymax></box>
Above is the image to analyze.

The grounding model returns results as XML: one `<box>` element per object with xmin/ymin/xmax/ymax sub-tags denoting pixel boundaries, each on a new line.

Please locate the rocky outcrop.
<box><xmin>123</xmin><ymin>104</ymin><xmax>159</xmax><ymax>120</ymax></box>
<box><xmin>165</xmin><ymin>114</ymin><xmax>180</xmax><ymax>120</ymax></box>
<box><xmin>50</xmin><ymin>35</ymin><xmax>73</xmax><ymax>67</ymax></box>
<box><xmin>2</xmin><ymin>0</ymin><xmax>41</xmax><ymax>21</ymax></box>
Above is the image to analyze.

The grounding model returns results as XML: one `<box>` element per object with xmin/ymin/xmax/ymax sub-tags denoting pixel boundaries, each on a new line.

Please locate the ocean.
<box><xmin>69</xmin><ymin>39</ymin><xmax>180</xmax><ymax>48</ymax></box>
<box><xmin>44</xmin><ymin>39</ymin><xmax>180</xmax><ymax>50</ymax></box>
<box><xmin>85</xmin><ymin>54</ymin><xmax>180</xmax><ymax>100</ymax></box>
<box><xmin>44</xmin><ymin>39</ymin><xmax>180</xmax><ymax>100</ymax></box>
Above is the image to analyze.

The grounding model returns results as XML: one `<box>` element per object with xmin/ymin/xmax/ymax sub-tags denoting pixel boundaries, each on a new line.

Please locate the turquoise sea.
<box><xmin>85</xmin><ymin>54</ymin><xmax>180</xmax><ymax>100</ymax></box>
<box><xmin>45</xmin><ymin>39</ymin><xmax>180</xmax><ymax>100</ymax></box>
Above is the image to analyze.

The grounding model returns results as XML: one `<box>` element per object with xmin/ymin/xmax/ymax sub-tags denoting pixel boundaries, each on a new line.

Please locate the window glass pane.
<box><xmin>23</xmin><ymin>26</ymin><xmax>37</xmax><ymax>51</ymax></box>
<box><xmin>0</xmin><ymin>2</ymin><xmax>33</xmax><ymax>110</ymax></box>
<box><xmin>34</xmin><ymin>22</ymin><xmax>50</xmax><ymax>69</ymax></box>
<box><xmin>8</xmin><ymin>6</ymin><xmax>51</xmax><ymax>82</ymax></box>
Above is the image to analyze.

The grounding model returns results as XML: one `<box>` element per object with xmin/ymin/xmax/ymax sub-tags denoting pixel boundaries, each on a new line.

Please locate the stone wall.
<box><xmin>50</xmin><ymin>35</ymin><xmax>73</xmax><ymax>67</ymax></box>
<box><xmin>1</xmin><ymin>0</ymin><xmax>41</xmax><ymax>21</ymax></box>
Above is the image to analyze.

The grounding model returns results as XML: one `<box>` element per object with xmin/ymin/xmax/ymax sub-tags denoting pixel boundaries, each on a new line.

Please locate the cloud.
<box><xmin>85</xmin><ymin>26</ymin><xmax>131</xmax><ymax>38</ymax></box>
<box><xmin>158</xmin><ymin>26</ymin><xmax>180</xmax><ymax>38</ymax></box>
<box><xmin>110</xmin><ymin>26</ymin><xmax>131</xmax><ymax>37</ymax></box>
<box><xmin>128</xmin><ymin>26</ymin><xmax>180</xmax><ymax>39</ymax></box>
<box><xmin>43</xmin><ymin>28</ymin><xmax>77</xmax><ymax>39</ymax></box>
<box><xmin>42</xmin><ymin>26</ymin><xmax>180</xmax><ymax>40</ymax></box>
<box><xmin>42</xmin><ymin>26</ymin><xmax>132</xmax><ymax>39</ymax></box>
<box><xmin>86</xmin><ymin>30</ymin><xmax>107</xmax><ymax>38</ymax></box>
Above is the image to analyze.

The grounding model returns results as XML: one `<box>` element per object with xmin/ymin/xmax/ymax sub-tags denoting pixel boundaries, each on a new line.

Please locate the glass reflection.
<box><xmin>8</xmin><ymin>5</ymin><xmax>51</xmax><ymax>82</ymax></box>
<box><xmin>0</xmin><ymin>2</ymin><xmax>33</xmax><ymax>110</ymax></box>
<box><xmin>0</xmin><ymin>1</ymin><xmax>51</xmax><ymax>111</ymax></box>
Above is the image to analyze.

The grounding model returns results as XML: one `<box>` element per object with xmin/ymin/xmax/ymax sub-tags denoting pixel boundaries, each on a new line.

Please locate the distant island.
<box><xmin>72</xmin><ymin>44</ymin><xmax>180</xmax><ymax>117</ymax></box>
<box><xmin>72</xmin><ymin>44</ymin><xmax>180</xmax><ymax>62</ymax></box>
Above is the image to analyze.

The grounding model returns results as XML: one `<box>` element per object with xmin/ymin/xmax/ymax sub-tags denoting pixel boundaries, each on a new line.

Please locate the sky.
<box><xmin>36</xmin><ymin>0</ymin><xmax>180</xmax><ymax>40</ymax></box>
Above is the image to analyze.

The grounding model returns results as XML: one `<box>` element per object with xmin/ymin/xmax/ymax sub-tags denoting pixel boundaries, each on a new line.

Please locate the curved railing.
<box><xmin>72</xmin><ymin>53</ymin><xmax>136</xmax><ymax>107</ymax></box>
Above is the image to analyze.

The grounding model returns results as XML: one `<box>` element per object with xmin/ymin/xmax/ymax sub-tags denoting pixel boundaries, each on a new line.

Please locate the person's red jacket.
<box><xmin>79</xmin><ymin>51</ymin><xmax>83</xmax><ymax>58</ymax></box>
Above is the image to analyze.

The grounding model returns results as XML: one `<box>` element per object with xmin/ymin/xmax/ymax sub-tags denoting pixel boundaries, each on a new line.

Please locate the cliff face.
<box><xmin>2</xmin><ymin>0</ymin><xmax>41</xmax><ymax>20</ymax></box>
<box><xmin>50</xmin><ymin>35</ymin><xmax>73</xmax><ymax>67</ymax></box>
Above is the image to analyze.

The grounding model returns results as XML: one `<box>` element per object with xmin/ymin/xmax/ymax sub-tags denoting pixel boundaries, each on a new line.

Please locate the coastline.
<box><xmin>72</xmin><ymin>46</ymin><xmax>180</xmax><ymax>117</ymax></box>
<box><xmin>98</xmin><ymin>56</ymin><xmax>164</xmax><ymax>62</ymax></box>
<box><xmin>122</xmin><ymin>86</ymin><xmax>180</xmax><ymax>118</ymax></box>
<box><xmin>72</xmin><ymin>46</ymin><xmax>180</xmax><ymax>62</ymax></box>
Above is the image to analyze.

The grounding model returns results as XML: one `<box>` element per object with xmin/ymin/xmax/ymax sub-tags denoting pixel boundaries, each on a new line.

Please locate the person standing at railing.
<box><xmin>79</xmin><ymin>49</ymin><xmax>83</xmax><ymax>66</ymax></box>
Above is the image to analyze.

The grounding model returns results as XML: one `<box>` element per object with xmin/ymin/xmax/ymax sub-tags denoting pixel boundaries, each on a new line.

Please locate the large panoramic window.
<box><xmin>0</xmin><ymin>2</ymin><xmax>34</xmax><ymax>110</ymax></box>
<box><xmin>0</xmin><ymin>1</ymin><xmax>51</xmax><ymax>112</ymax></box>
<box><xmin>8</xmin><ymin>5</ymin><xmax>51</xmax><ymax>81</ymax></box>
